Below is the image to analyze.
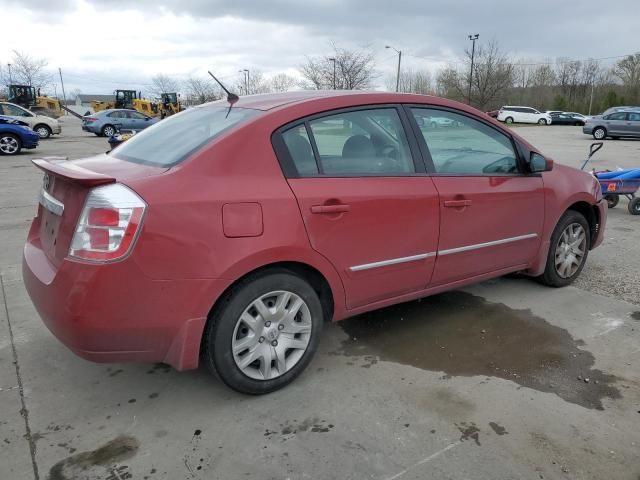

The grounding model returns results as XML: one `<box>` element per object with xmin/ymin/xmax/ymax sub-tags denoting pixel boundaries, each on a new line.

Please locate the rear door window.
<box><xmin>282</xmin><ymin>108</ymin><xmax>416</xmax><ymax>176</ymax></box>
<box><xmin>411</xmin><ymin>108</ymin><xmax>518</xmax><ymax>175</ymax></box>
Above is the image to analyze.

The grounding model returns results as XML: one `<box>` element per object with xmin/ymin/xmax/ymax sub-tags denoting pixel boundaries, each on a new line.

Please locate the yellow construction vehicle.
<box><xmin>5</xmin><ymin>85</ymin><xmax>61</xmax><ymax>116</ymax></box>
<box><xmin>92</xmin><ymin>90</ymin><xmax>159</xmax><ymax>116</ymax></box>
<box><xmin>158</xmin><ymin>92</ymin><xmax>182</xmax><ymax>118</ymax></box>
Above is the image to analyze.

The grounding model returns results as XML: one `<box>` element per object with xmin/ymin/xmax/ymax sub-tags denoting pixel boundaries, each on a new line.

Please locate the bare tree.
<box><xmin>184</xmin><ymin>76</ymin><xmax>222</xmax><ymax>105</ymax></box>
<box><xmin>299</xmin><ymin>44</ymin><xmax>376</xmax><ymax>90</ymax></box>
<box><xmin>387</xmin><ymin>69</ymin><xmax>433</xmax><ymax>94</ymax></box>
<box><xmin>613</xmin><ymin>53</ymin><xmax>640</xmax><ymax>103</ymax></box>
<box><xmin>434</xmin><ymin>41</ymin><xmax>513</xmax><ymax>110</ymax></box>
<box><xmin>7</xmin><ymin>50</ymin><xmax>52</xmax><ymax>89</ymax></box>
<box><xmin>470</xmin><ymin>41</ymin><xmax>515</xmax><ymax>110</ymax></box>
<box><xmin>150</xmin><ymin>74</ymin><xmax>181</xmax><ymax>98</ymax></box>
<box><xmin>269</xmin><ymin>73</ymin><xmax>297</xmax><ymax>92</ymax></box>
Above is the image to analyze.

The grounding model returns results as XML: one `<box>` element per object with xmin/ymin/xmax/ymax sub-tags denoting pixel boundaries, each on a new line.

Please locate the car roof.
<box><xmin>199</xmin><ymin>90</ymin><xmax>465</xmax><ymax>112</ymax></box>
<box><xmin>98</xmin><ymin>109</ymin><xmax>137</xmax><ymax>114</ymax></box>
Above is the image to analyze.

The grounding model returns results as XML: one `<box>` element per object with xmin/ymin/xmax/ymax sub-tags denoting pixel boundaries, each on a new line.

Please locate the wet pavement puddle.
<box><xmin>338</xmin><ymin>291</ymin><xmax>620</xmax><ymax>410</ymax></box>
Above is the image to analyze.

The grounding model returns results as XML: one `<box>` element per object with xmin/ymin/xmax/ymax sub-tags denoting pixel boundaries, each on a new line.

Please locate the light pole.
<box><xmin>329</xmin><ymin>57</ymin><xmax>336</xmax><ymax>89</ymax></box>
<box><xmin>238</xmin><ymin>69</ymin><xmax>250</xmax><ymax>95</ymax></box>
<box><xmin>385</xmin><ymin>45</ymin><xmax>402</xmax><ymax>92</ymax></box>
<box><xmin>467</xmin><ymin>34</ymin><xmax>479</xmax><ymax>105</ymax></box>
<box><xmin>7</xmin><ymin>63</ymin><xmax>12</xmax><ymax>85</ymax></box>
<box><xmin>58</xmin><ymin>68</ymin><xmax>67</xmax><ymax>115</ymax></box>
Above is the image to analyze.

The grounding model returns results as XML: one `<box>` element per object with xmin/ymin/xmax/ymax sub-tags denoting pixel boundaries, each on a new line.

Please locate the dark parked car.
<box><xmin>549</xmin><ymin>113</ymin><xmax>586</xmax><ymax>126</ymax></box>
<box><xmin>0</xmin><ymin>115</ymin><xmax>39</xmax><ymax>155</ymax></box>
<box><xmin>583</xmin><ymin>110</ymin><xmax>640</xmax><ymax>139</ymax></box>
<box><xmin>24</xmin><ymin>91</ymin><xmax>606</xmax><ymax>394</ymax></box>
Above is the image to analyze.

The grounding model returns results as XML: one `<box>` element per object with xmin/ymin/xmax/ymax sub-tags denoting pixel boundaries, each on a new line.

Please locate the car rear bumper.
<box><xmin>22</xmin><ymin>234</ymin><xmax>225</xmax><ymax>370</ymax></box>
<box><xmin>583</xmin><ymin>126</ymin><xmax>593</xmax><ymax>134</ymax></box>
<box><xmin>82</xmin><ymin>125</ymin><xmax>99</xmax><ymax>133</ymax></box>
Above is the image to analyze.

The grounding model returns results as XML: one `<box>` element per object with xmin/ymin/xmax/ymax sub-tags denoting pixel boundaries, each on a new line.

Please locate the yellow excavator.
<box><xmin>4</xmin><ymin>85</ymin><xmax>62</xmax><ymax>116</ymax></box>
<box><xmin>91</xmin><ymin>90</ymin><xmax>158</xmax><ymax>116</ymax></box>
<box><xmin>158</xmin><ymin>92</ymin><xmax>183</xmax><ymax>118</ymax></box>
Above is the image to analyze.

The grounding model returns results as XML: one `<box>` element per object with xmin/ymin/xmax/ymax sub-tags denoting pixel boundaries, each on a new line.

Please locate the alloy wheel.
<box><xmin>232</xmin><ymin>290</ymin><xmax>312</xmax><ymax>381</ymax></box>
<box><xmin>103</xmin><ymin>126</ymin><xmax>116</xmax><ymax>137</ymax></box>
<box><xmin>594</xmin><ymin>128</ymin><xmax>605</xmax><ymax>140</ymax></box>
<box><xmin>554</xmin><ymin>223</ymin><xmax>587</xmax><ymax>278</ymax></box>
<box><xmin>0</xmin><ymin>136</ymin><xmax>19</xmax><ymax>154</ymax></box>
<box><xmin>36</xmin><ymin>126</ymin><xmax>50</xmax><ymax>139</ymax></box>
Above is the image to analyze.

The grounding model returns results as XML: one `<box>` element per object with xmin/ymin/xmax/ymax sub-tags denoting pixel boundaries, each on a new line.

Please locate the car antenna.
<box><xmin>208</xmin><ymin>71</ymin><xmax>239</xmax><ymax>118</ymax></box>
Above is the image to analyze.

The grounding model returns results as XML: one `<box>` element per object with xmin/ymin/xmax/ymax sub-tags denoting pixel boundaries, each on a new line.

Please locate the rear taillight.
<box><xmin>84</xmin><ymin>117</ymin><xmax>98</xmax><ymax>123</ymax></box>
<box><xmin>69</xmin><ymin>184</ymin><xmax>146</xmax><ymax>262</ymax></box>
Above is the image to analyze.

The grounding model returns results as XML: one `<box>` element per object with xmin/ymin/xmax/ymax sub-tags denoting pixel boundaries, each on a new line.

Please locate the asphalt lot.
<box><xmin>1</xmin><ymin>117</ymin><xmax>639</xmax><ymax>480</ymax></box>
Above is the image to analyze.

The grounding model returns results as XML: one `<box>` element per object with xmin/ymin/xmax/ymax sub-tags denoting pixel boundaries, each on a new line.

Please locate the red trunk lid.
<box><xmin>31</xmin><ymin>154</ymin><xmax>166</xmax><ymax>268</ymax></box>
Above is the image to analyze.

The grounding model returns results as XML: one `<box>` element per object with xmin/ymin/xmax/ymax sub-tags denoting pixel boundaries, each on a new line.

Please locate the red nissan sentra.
<box><xmin>23</xmin><ymin>91</ymin><xmax>606</xmax><ymax>394</ymax></box>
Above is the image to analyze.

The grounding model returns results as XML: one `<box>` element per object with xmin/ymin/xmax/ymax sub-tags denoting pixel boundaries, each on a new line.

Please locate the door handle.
<box><xmin>311</xmin><ymin>204</ymin><xmax>351</xmax><ymax>214</ymax></box>
<box><xmin>443</xmin><ymin>199</ymin><xmax>472</xmax><ymax>208</ymax></box>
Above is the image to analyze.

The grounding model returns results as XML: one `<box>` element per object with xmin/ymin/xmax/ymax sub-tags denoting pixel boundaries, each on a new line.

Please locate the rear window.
<box><xmin>112</xmin><ymin>106</ymin><xmax>260</xmax><ymax>167</ymax></box>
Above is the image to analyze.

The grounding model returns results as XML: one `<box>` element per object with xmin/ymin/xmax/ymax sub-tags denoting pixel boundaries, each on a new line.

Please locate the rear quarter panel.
<box><xmin>123</xmin><ymin>116</ymin><xmax>348</xmax><ymax>320</ymax></box>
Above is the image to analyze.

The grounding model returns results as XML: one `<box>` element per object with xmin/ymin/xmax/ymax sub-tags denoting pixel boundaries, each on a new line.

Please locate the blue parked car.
<box><xmin>0</xmin><ymin>115</ymin><xmax>39</xmax><ymax>155</ymax></box>
<box><xmin>82</xmin><ymin>109</ymin><xmax>159</xmax><ymax>137</ymax></box>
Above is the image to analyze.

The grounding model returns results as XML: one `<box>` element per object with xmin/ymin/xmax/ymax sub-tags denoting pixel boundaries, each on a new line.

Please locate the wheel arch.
<box><xmin>33</xmin><ymin>123</ymin><xmax>51</xmax><ymax>132</ymax></box>
<box><xmin>199</xmin><ymin>260</ymin><xmax>337</xmax><ymax>362</ymax></box>
<box><xmin>566</xmin><ymin>200</ymin><xmax>600</xmax><ymax>248</ymax></box>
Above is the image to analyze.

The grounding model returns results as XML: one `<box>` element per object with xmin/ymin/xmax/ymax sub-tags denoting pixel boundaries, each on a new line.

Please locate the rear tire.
<box><xmin>605</xmin><ymin>194</ymin><xmax>619</xmax><ymax>208</ymax></box>
<box><xmin>628</xmin><ymin>197</ymin><xmax>640</xmax><ymax>215</ymax></box>
<box><xmin>538</xmin><ymin>118</ymin><xmax>547</xmax><ymax>125</ymax></box>
<box><xmin>101</xmin><ymin>124</ymin><xmax>116</xmax><ymax>137</ymax></box>
<box><xmin>505</xmin><ymin>117</ymin><xmax>514</xmax><ymax>124</ymax></box>
<box><xmin>202</xmin><ymin>270</ymin><xmax>323</xmax><ymax>394</ymax></box>
<box><xmin>0</xmin><ymin>133</ymin><xmax>22</xmax><ymax>155</ymax></box>
<box><xmin>538</xmin><ymin>210</ymin><xmax>590</xmax><ymax>287</ymax></box>
<box><xmin>593</xmin><ymin>127</ymin><xmax>606</xmax><ymax>140</ymax></box>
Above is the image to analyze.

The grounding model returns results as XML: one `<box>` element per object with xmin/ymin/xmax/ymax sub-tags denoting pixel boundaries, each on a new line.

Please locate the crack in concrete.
<box><xmin>1</xmin><ymin>274</ymin><xmax>40</xmax><ymax>480</ymax></box>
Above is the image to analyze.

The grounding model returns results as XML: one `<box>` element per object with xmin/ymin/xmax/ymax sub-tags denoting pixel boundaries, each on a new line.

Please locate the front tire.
<box><xmin>203</xmin><ymin>271</ymin><xmax>323</xmax><ymax>394</ymax></box>
<box><xmin>34</xmin><ymin>124</ymin><xmax>51</xmax><ymax>139</ymax></box>
<box><xmin>593</xmin><ymin>127</ymin><xmax>606</xmax><ymax>140</ymax></box>
<box><xmin>505</xmin><ymin>117</ymin><xmax>514</xmax><ymax>124</ymax></box>
<box><xmin>538</xmin><ymin>211</ymin><xmax>590</xmax><ymax>287</ymax></box>
<box><xmin>0</xmin><ymin>134</ymin><xmax>22</xmax><ymax>155</ymax></box>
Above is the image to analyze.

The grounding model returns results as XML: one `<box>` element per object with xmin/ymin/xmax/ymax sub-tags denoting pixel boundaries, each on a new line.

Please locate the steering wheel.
<box><xmin>379</xmin><ymin>145</ymin><xmax>399</xmax><ymax>159</ymax></box>
<box><xmin>482</xmin><ymin>157</ymin><xmax>518</xmax><ymax>174</ymax></box>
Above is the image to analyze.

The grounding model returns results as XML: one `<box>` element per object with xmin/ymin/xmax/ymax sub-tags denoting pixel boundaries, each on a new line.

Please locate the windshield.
<box><xmin>112</xmin><ymin>106</ymin><xmax>260</xmax><ymax>167</ymax></box>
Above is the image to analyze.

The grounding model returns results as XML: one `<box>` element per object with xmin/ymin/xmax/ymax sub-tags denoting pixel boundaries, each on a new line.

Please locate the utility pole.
<box><xmin>385</xmin><ymin>46</ymin><xmax>402</xmax><ymax>92</ymax></box>
<box><xmin>244</xmin><ymin>69</ymin><xmax>250</xmax><ymax>95</ymax></box>
<box><xmin>238</xmin><ymin>70</ymin><xmax>246</xmax><ymax>95</ymax></box>
<box><xmin>329</xmin><ymin>57</ymin><xmax>336</xmax><ymax>89</ymax></box>
<box><xmin>467</xmin><ymin>34</ymin><xmax>479</xmax><ymax>105</ymax></box>
<box><xmin>7</xmin><ymin>63</ymin><xmax>12</xmax><ymax>85</ymax></box>
<box><xmin>58</xmin><ymin>68</ymin><xmax>67</xmax><ymax>115</ymax></box>
<box><xmin>588</xmin><ymin>81</ymin><xmax>595</xmax><ymax>116</ymax></box>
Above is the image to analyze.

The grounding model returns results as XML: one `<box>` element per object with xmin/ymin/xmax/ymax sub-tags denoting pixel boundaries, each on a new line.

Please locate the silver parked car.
<box><xmin>583</xmin><ymin>110</ymin><xmax>640</xmax><ymax>140</ymax></box>
<box><xmin>81</xmin><ymin>109</ymin><xmax>159</xmax><ymax>137</ymax></box>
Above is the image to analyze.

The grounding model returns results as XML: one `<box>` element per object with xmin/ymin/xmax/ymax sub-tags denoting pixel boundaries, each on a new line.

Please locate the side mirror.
<box><xmin>144</xmin><ymin>117</ymin><xmax>150</xmax><ymax>121</ymax></box>
<box><xmin>529</xmin><ymin>152</ymin><xmax>553</xmax><ymax>173</ymax></box>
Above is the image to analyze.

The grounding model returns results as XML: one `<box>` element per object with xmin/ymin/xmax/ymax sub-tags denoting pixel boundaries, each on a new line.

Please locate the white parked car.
<box><xmin>497</xmin><ymin>106</ymin><xmax>552</xmax><ymax>125</ymax></box>
<box><xmin>0</xmin><ymin>102</ymin><xmax>62</xmax><ymax>139</ymax></box>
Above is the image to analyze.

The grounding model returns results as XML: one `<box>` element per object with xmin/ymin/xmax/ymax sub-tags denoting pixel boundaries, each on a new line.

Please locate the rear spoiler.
<box><xmin>31</xmin><ymin>157</ymin><xmax>115</xmax><ymax>187</ymax></box>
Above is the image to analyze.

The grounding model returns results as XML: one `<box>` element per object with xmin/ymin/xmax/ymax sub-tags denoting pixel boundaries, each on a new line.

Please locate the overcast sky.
<box><xmin>1</xmin><ymin>0</ymin><xmax>637</xmax><ymax>96</ymax></box>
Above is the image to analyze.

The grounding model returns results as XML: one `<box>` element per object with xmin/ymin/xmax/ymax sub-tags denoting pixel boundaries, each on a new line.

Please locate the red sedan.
<box><xmin>23</xmin><ymin>91</ymin><xmax>606</xmax><ymax>394</ymax></box>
